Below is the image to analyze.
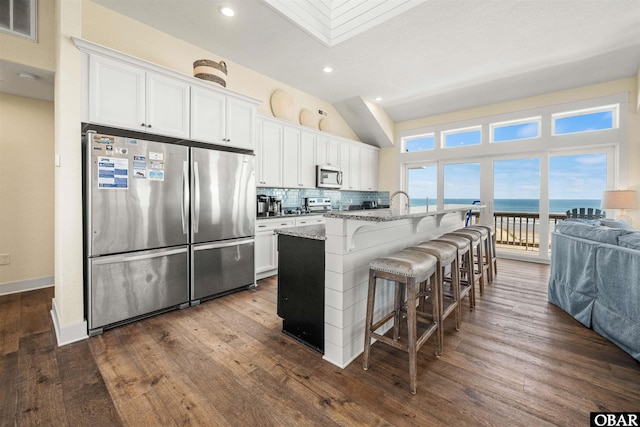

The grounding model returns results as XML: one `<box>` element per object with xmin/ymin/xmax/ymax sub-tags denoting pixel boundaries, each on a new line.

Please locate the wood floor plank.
<box><xmin>0</xmin><ymin>293</ymin><xmax>20</xmax><ymax>355</ymax></box>
<box><xmin>15</xmin><ymin>331</ymin><xmax>68</xmax><ymax>426</ymax></box>
<box><xmin>55</xmin><ymin>339</ymin><xmax>121</xmax><ymax>427</ymax></box>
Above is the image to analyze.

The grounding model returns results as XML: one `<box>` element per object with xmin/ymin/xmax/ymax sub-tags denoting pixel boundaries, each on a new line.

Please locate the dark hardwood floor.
<box><xmin>1</xmin><ymin>259</ymin><xmax>639</xmax><ymax>426</ymax></box>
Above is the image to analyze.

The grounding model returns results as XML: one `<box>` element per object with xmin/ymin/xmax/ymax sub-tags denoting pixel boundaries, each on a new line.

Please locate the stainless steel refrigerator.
<box><xmin>84</xmin><ymin>130</ymin><xmax>255</xmax><ymax>335</ymax></box>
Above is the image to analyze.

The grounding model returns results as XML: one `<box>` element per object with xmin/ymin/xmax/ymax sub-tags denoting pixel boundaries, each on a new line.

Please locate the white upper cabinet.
<box><xmin>283</xmin><ymin>128</ymin><xmax>316</xmax><ymax>188</ymax></box>
<box><xmin>88</xmin><ymin>54</ymin><xmax>145</xmax><ymax>132</ymax></box>
<box><xmin>360</xmin><ymin>146</ymin><xmax>379</xmax><ymax>191</ymax></box>
<box><xmin>89</xmin><ymin>54</ymin><xmax>190</xmax><ymax>138</ymax></box>
<box><xmin>190</xmin><ymin>86</ymin><xmax>225</xmax><ymax>143</ymax></box>
<box><xmin>256</xmin><ymin>119</ymin><xmax>283</xmax><ymax>187</ymax></box>
<box><xmin>146</xmin><ymin>72</ymin><xmax>190</xmax><ymax>138</ymax></box>
<box><xmin>225</xmin><ymin>97</ymin><xmax>256</xmax><ymax>150</ymax></box>
<box><xmin>191</xmin><ymin>86</ymin><xmax>256</xmax><ymax>150</ymax></box>
<box><xmin>316</xmin><ymin>135</ymin><xmax>340</xmax><ymax>166</ymax></box>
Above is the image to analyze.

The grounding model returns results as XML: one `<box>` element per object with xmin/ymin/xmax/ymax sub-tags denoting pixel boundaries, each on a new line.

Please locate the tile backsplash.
<box><xmin>257</xmin><ymin>188</ymin><xmax>390</xmax><ymax>211</ymax></box>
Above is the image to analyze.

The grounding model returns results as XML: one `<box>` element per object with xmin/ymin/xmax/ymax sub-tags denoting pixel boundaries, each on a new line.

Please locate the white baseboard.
<box><xmin>0</xmin><ymin>276</ymin><xmax>54</xmax><ymax>296</ymax></box>
<box><xmin>51</xmin><ymin>298</ymin><xmax>88</xmax><ymax>346</ymax></box>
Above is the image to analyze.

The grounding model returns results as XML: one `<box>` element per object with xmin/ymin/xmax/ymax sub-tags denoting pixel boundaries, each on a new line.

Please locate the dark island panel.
<box><xmin>277</xmin><ymin>233</ymin><xmax>325</xmax><ymax>353</ymax></box>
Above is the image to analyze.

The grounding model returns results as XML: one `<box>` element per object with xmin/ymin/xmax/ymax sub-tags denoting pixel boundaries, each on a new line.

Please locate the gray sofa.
<box><xmin>548</xmin><ymin>220</ymin><xmax>640</xmax><ymax>361</ymax></box>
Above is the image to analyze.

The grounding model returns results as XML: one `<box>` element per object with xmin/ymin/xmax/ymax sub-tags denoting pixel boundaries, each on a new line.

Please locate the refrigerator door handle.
<box><xmin>182</xmin><ymin>161</ymin><xmax>189</xmax><ymax>235</ymax></box>
<box><xmin>193</xmin><ymin>161</ymin><xmax>200</xmax><ymax>234</ymax></box>
<box><xmin>90</xmin><ymin>247</ymin><xmax>188</xmax><ymax>265</ymax></box>
<box><xmin>193</xmin><ymin>238</ymin><xmax>255</xmax><ymax>251</ymax></box>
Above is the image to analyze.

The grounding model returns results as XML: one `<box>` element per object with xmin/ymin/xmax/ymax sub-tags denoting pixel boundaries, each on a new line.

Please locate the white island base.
<box><xmin>321</xmin><ymin>206</ymin><xmax>481</xmax><ymax>368</ymax></box>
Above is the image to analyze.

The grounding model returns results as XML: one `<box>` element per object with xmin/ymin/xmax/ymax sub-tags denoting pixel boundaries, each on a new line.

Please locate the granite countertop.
<box><xmin>274</xmin><ymin>224</ymin><xmax>326</xmax><ymax>240</ymax></box>
<box><xmin>324</xmin><ymin>205</ymin><xmax>483</xmax><ymax>222</ymax></box>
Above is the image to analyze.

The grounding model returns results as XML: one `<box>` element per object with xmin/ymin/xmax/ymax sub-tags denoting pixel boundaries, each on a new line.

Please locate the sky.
<box><xmin>407</xmin><ymin>111</ymin><xmax>611</xmax><ymax>202</ymax></box>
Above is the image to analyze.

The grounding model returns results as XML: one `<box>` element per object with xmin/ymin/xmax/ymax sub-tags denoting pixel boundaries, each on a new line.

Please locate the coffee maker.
<box><xmin>257</xmin><ymin>195</ymin><xmax>282</xmax><ymax>217</ymax></box>
<box><xmin>257</xmin><ymin>195</ymin><xmax>269</xmax><ymax>217</ymax></box>
<box><xmin>268</xmin><ymin>196</ymin><xmax>282</xmax><ymax>216</ymax></box>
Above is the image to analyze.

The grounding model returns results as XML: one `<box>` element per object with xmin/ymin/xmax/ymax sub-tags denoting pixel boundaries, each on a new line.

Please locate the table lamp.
<box><xmin>602</xmin><ymin>190</ymin><xmax>637</xmax><ymax>224</ymax></box>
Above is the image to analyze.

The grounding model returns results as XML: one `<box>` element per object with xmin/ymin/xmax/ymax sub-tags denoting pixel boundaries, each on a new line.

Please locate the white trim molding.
<box><xmin>0</xmin><ymin>276</ymin><xmax>53</xmax><ymax>296</ymax></box>
<box><xmin>51</xmin><ymin>298</ymin><xmax>88</xmax><ymax>346</ymax></box>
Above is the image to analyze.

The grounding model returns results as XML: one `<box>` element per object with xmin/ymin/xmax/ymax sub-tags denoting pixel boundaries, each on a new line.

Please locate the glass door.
<box><xmin>407</xmin><ymin>164</ymin><xmax>437</xmax><ymax>213</ymax></box>
<box><xmin>493</xmin><ymin>157</ymin><xmax>542</xmax><ymax>257</ymax></box>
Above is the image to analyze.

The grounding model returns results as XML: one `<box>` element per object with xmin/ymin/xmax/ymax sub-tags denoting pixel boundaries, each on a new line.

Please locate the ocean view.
<box><xmin>411</xmin><ymin>198</ymin><xmax>602</xmax><ymax>214</ymax></box>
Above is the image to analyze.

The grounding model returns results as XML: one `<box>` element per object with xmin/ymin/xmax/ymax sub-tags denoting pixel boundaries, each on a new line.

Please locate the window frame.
<box><xmin>401</xmin><ymin>132</ymin><xmax>436</xmax><ymax>153</ymax></box>
<box><xmin>0</xmin><ymin>0</ymin><xmax>38</xmax><ymax>41</ymax></box>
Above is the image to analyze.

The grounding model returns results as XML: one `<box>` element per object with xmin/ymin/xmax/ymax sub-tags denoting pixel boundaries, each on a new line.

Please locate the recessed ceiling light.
<box><xmin>375</xmin><ymin>97</ymin><xmax>382</xmax><ymax>101</ymax></box>
<box><xmin>323</xmin><ymin>66</ymin><xmax>333</xmax><ymax>73</ymax></box>
<box><xmin>219</xmin><ymin>6</ymin><xmax>235</xmax><ymax>17</ymax></box>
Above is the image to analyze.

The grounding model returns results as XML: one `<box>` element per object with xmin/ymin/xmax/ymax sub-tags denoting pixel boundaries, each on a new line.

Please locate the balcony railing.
<box><xmin>469</xmin><ymin>211</ymin><xmax>567</xmax><ymax>251</ymax></box>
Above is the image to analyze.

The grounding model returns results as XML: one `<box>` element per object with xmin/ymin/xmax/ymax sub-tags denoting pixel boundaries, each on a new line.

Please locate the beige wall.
<box><xmin>0</xmin><ymin>0</ymin><xmax>55</xmax><ymax>71</ymax></box>
<box><xmin>80</xmin><ymin>1</ymin><xmax>359</xmax><ymax>141</ymax></box>
<box><xmin>0</xmin><ymin>93</ymin><xmax>54</xmax><ymax>286</ymax></box>
<box><xmin>382</xmin><ymin>77</ymin><xmax>640</xmax><ymax>223</ymax></box>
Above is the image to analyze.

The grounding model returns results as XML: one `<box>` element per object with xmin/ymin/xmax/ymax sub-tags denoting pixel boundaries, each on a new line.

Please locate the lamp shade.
<box><xmin>601</xmin><ymin>190</ymin><xmax>638</xmax><ymax>209</ymax></box>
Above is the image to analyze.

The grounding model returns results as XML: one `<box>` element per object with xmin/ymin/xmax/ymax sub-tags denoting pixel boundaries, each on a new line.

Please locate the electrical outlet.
<box><xmin>0</xmin><ymin>253</ymin><xmax>10</xmax><ymax>266</ymax></box>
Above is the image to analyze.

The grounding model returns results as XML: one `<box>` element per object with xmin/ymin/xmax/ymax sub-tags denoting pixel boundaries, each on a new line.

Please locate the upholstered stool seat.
<box><xmin>407</xmin><ymin>241</ymin><xmax>461</xmax><ymax>350</ymax></box>
<box><xmin>449</xmin><ymin>228</ymin><xmax>485</xmax><ymax>295</ymax></box>
<box><xmin>363</xmin><ymin>249</ymin><xmax>440</xmax><ymax>394</ymax></box>
<box><xmin>432</xmin><ymin>234</ymin><xmax>475</xmax><ymax>310</ymax></box>
<box><xmin>466</xmin><ymin>225</ymin><xmax>497</xmax><ymax>282</ymax></box>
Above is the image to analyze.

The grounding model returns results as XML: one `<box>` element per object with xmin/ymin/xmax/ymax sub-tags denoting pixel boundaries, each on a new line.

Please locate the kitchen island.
<box><xmin>276</xmin><ymin>205</ymin><xmax>483</xmax><ymax>369</ymax></box>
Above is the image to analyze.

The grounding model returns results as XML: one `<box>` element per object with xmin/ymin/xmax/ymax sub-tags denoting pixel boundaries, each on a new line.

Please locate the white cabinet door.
<box><xmin>316</xmin><ymin>135</ymin><xmax>340</xmax><ymax>166</ymax></box>
<box><xmin>255</xmin><ymin>231</ymin><xmax>277</xmax><ymax>274</ymax></box>
<box><xmin>282</xmin><ymin>127</ymin><xmax>301</xmax><ymax>188</ymax></box>
<box><xmin>360</xmin><ymin>146</ymin><xmax>379</xmax><ymax>191</ymax></box>
<box><xmin>256</xmin><ymin>119</ymin><xmax>283</xmax><ymax>187</ymax></box>
<box><xmin>299</xmin><ymin>131</ymin><xmax>316</xmax><ymax>188</ymax></box>
<box><xmin>282</xmin><ymin>127</ymin><xmax>316</xmax><ymax>188</ymax></box>
<box><xmin>348</xmin><ymin>144</ymin><xmax>361</xmax><ymax>190</ymax></box>
<box><xmin>190</xmin><ymin>86</ymin><xmax>225</xmax><ymax>144</ymax></box>
<box><xmin>89</xmin><ymin>54</ymin><xmax>145</xmax><ymax>132</ymax></box>
<box><xmin>339</xmin><ymin>142</ymin><xmax>351</xmax><ymax>190</ymax></box>
<box><xmin>146</xmin><ymin>72</ymin><xmax>190</xmax><ymax>138</ymax></box>
<box><xmin>226</xmin><ymin>97</ymin><xmax>255</xmax><ymax>150</ymax></box>
<box><xmin>191</xmin><ymin>88</ymin><xmax>256</xmax><ymax>149</ymax></box>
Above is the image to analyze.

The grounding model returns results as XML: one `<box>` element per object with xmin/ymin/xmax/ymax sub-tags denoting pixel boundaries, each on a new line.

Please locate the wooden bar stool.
<box><xmin>432</xmin><ymin>234</ymin><xmax>475</xmax><ymax>310</ymax></box>
<box><xmin>362</xmin><ymin>249</ymin><xmax>440</xmax><ymax>394</ymax></box>
<box><xmin>464</xmin><ymin>226</ymin><xmax>492</xmax><ymax>284</ymax></box>
<box><xmin>467</xmin><ymin>225</ymin><xmax>497</xmax><ymax>282</ymax></box>
<box><xmin>449</xmin><ymin>228</ymin><xmax>485</xmax><ymax>295</ymax></box>
<box><xmin>407</xmin><ymin>241</ymin><xmax>460</xmax><ymax>351</ymax></box>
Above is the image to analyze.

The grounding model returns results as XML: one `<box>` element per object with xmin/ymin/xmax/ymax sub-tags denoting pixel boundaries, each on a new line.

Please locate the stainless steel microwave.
<box><xmin>316</xmin><ymin>165</ymin><xmax>343</xmax><ymax>189</ymax></box>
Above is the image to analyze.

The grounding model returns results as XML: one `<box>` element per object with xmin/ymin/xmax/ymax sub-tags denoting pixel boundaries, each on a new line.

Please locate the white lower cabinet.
<box><xmin>255</xmin><ymin>216</ymin><xmax>324</xmax><ymax>279</ymax></box>
<box><xmin>255</xmin><ymin>217</ymin><xmax>295</xmax><ymax>279</ymax></box>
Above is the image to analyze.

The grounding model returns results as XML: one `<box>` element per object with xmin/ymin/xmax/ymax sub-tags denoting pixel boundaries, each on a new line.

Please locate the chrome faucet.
<box><xmin>390</xmin><ymin>190</ymin><xmax>410</xmax><ymax>211</ymax></box>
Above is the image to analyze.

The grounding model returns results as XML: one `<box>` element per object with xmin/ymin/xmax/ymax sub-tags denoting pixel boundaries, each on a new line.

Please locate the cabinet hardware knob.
<box><xmin>147</xmin><ymin>124</ymin><xmax>152</xmax><ymax>128</ymax></box>
<box><xmin>141</xmin><ymin>123</ymin><xmax>145</xmax><ymax>126</ymax></box>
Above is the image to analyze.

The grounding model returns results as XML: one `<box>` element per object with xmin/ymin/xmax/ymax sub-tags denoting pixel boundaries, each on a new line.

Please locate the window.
<box><xmin>443</xmin><ymin>126</ymin><xmax>481</xmax><ymax>148</ymax></box>
<box><xmin>491</xmin><ymin>118</ymin><xmax>540</xmax><ymax>143</ymax></box>
<box><xmin>553</xmin><ymin>105</ymin><xmax>617</xmax><ymax>135</ymax></box>
<box><xmin>0</xmin><ymin>0</ymin><xmax>37</xmax><ymax>40</ymax></box>
<box><xmin>403</xmin><ymin>133</ymin><xmax>435</xmax><ymax>152</ymax></box>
